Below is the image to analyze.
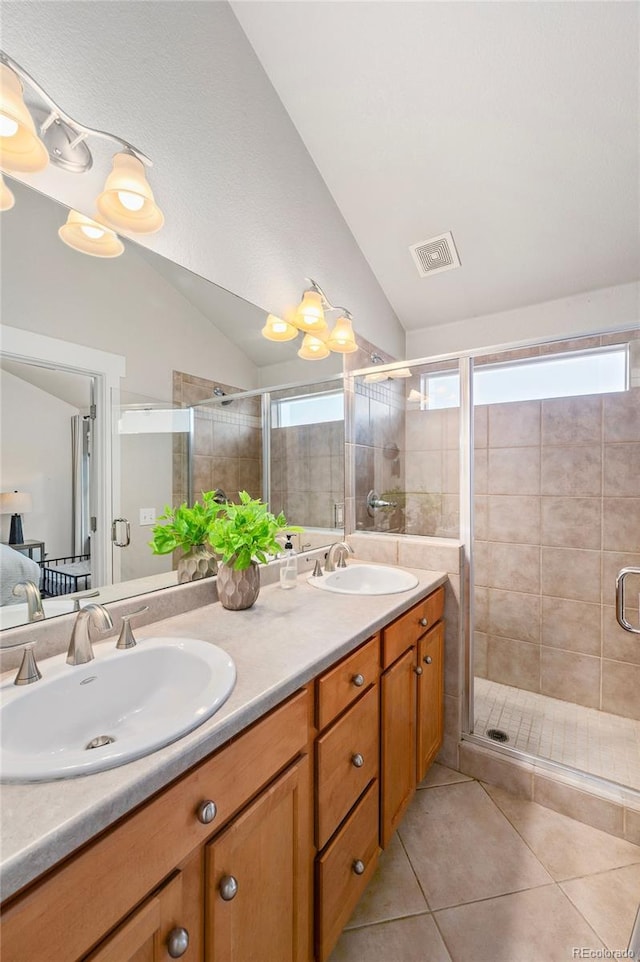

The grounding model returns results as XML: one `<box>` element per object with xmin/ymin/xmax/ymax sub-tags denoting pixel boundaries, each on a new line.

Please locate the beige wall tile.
<box><xmin>487</xmin><ymin>634</ymin><xmax>540</xmax><ymax>690</ymax></box>
<box><xmin>458</xmin><ymin>744</ymin><xmax>533</xmax><ymax>798</ymax></box>
<box><xmin>212</xmin><ymin>458</ymin><xmax>239</xmax><ymax>497</ymax></box>
<box><xmin>489</xmin><ymin>400</ymin><xmax>541</xmax><ymax>447</ymax></box>
<box><xmin>541</xmin><ymin>445</ymin><xmax>602</xmax><ymax>497</ymax></box>
<box><xmin>541</xmin><ymin>497</ymin><xmax>601</xmax><ymax>549</ymax></box>
<box><xmin>474</xmin><ymin>446</ymin><xmax>488</xmax><ymax>494</ymax></box>
<box><xmin>603</xmin><ymin>498</ymin><xmax>640</xmax><ymax>552</ymax></box>
<box><xmin>488</xmin><ymin>447</ymin><xmax>541</xmax><ymax>496</ymax></box>
<box><xmin>542</xmin><ymin>395</ymin><xmax>602</xmax><ymax>445</ymax></box>
<box><xmin>443</xmin><ymin>449</ymin><xmax>460</xmax><ymax>494</ymax></box>
<box><xmin>193</xmin><ymin>414</ymin><xmax>214</xmax><ymax>456</ymax></box>
<box><xmin>347</xmin><ymin>533</ymin><xmax>399</xmax><ymax>564</ymax></box>
<box><xmin>541</xmin><ymin>597</ymin><xmax>601</xmax><ymax>656</ymax></box>
<box><xmin>474</xmin><ymin>496</ymin><xmax>488</xmax><ymax>540</ymax></box>
<box><xmin>473</xmin><ymin>540</ymin><xmax>490</xmax><ymax>586</ymax></box>
<box><xmin>488</xmin><ymin>543</ymin><xmax>540</xmax><ymax>593</ymax></box>
<box><xmin>405</xmin><ymin>408</ymin><xmax>446</xmax><ymax>452</ymax></box>
<box><xmin>604</xmin><ymin>388</ymin><xmax>640</xmax><ymax>442</ymax></box>
<box><xmin>603</xmin><ymin>442</ymin><xmax>640</xmax><ymax>497</ymax></box>
<box><xmin>487</xmin><ymin>495</ymin><xmax>541</xmax><ymax>545</ymax></box>
<box><xmin>602</xmin><ymin>660</ymin><xmax>640</xmax><ymax>720</ymax></box>
<box><xmin>192</xmin><ymin>455</ymin><xmax>212</xmax><ymax>495</ymax></box>
<box><xmin>603</xmin><ymin>604</ymin><xmax>640</xmax><ymax>665</ymax></box>
<box><xmin>541</xmin><ymin>547</ymin><xmax>601</xmax><ymax>603</ymax></box>
<box><xmin>474</xmin><ymin>586</ymin><xmax>489</xmax><ymax>632</ymax></box>
<box><xmin>602</xmin><ymin>550</ymin><xmax>640</xmax><ymax>606</ymax></box>
<box><xmin>435</xmin><ymin>885</ymin><xmax>605</xmax><ymax>962</ymax></box>
<box><xmin>488</xmin><ymin>588</ymin><xmax>540</xmax><ymax>644</ymax></box>
<box><xmin>533</xmin><ymin>775</ymin><xmax>625</xmax><ymax>836</ymax></box>
<box><xmin>397</xmin><ymin>538</ymin><xmax>462</xmax><ymax>574</ymax></box>
<box><xmin>474</xmin><ymin>631</ymin><xmax>488</xmax><ymax>677</ymax></box>
<box><xmin>474</xmin><ymin>404</ymin><xmax>488</xmax><ymax>448</ymax></box>
<box><xmin>540</xmin><ymin>648</ymin><xmax>601</xmax><ymax>709</ymax></box>
<box><xmin>560</xmin><ymin>864</ymin><xmax>640</xmax><ymax>952</ymax></box>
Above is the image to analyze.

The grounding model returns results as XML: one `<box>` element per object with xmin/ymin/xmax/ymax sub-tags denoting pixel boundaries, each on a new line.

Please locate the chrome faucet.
<box><xmin>324</xmin><ymin>541</ymin><xmax>354</xmax><ymax>573</ymax></box>
<box><xmin>66</xmin><ymin>603</ymin><xmax>113</xmax><ymax>666</ymax></box>
<box><xmin>12</xmin><ymin>580</ymin><xmax>45</xmax><ymax>623</ymax></box>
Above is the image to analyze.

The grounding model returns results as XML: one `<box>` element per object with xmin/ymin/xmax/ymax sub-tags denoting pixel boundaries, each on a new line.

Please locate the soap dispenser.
<box><xmin>279</xmin><ymin>534</ymin><xmax>298</xmax><ymax>589</ymax></box>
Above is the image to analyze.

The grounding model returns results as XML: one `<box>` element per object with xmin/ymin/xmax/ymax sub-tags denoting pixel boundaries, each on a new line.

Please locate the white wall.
<box><xmin>2</xmin><ymin>1</ymin><xmax>405</xmax><ymax>361</ymax></box>
<box><xmin>118</xmin><ymin>434</ymin><xmax>173</xmax><ymax>583</ymax></box>
<box><xmin>0</xmin><ymin>371</ymin><xmax>78</xmax><ymax>557</ymax></box>
<box><xmin>406</xmin><ymin>282</ymin><xmax>640</xmax><ymax>360</ymax></box>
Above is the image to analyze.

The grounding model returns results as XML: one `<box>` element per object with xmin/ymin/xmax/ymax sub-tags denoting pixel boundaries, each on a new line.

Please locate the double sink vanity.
<box><xmin>0</xmin><ymin>558</ymin><xmax>447</xmax><ymax>962</ymax></box>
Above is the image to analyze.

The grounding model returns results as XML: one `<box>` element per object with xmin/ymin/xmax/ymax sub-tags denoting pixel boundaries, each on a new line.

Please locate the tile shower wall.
<box><xmin>405</xmin><ymin>399</ymin><xmax>460</xmax><ymax>538</ymax></box>
<box><xmin>474</xmin><ymin>339</ymin><xmax>640</xmax><ymax>721</ymax></box>
<box><xmin>172</xmin><ymin>371</ymin><xmax>262</xmax><ymax>506</ymax></box>
<box><xmin>270</xmin><ymin>420</ymin><xmax>344</xmax><ymax>529</ymax></box>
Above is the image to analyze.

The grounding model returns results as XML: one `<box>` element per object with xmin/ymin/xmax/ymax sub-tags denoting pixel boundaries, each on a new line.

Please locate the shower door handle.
<box><xmin>615</xmin><ymin>567</ymin><xmax>640</xmax><ymax>634</ymax></box>
<box><xmin>111</xmin><ymin>518</ymin><xmax>131</xmax><ymax>548</ymax></box>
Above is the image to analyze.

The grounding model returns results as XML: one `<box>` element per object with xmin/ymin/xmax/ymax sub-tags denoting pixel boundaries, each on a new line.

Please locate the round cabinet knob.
<box><xmin>219</xmin><ymin>875</ymin><xmax>239</xmax><ymax>901</ymax></box>
<box><xmin>197</xmin><ymin>800</ymin><xmax>217</xmax><ymax>825</ymax></box>
<box><xmin>414</xmin><ymin>666</ymin><xmax>423</xmax><ymax>676</ymax></box>
<box><xmin>419</xmin><ymin>617</ymin><xmax>429</xmax><ymax>627</ymax></box>
<box><xmin>351</xmin><ymin>752</ymin><xmax>365</xmax><ymax>768</ymax></box>
<box><xmin>424</xmin><ymin>655</ymin><xmax>433</xmax><ymax>665</ymax></box>
<box><xmin>352</xmin><ymin>859</ymin><xmax>365</xmax><ymax>876</ymax></box>
<box><xmin>167</xmin><ymin>927</ymin><xmax>190</xmax><ymax>959</ymax></box>
<box><xmin>352</xmin><ymin>673</ymin><xmax>365</xmax><ymax>688</ymax></box>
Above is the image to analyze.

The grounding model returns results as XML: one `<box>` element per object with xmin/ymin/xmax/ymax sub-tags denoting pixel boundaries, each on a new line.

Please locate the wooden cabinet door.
<box><xmin>380</xmin><ymin>647</ymin><xmax>417</xmax><ymax>848</ymax></box>
<box><xmin>205</xmin><ymin>755</ymin><xmax>311</xmax><ymax>962</ymax></box>
<box><xmin>417</xmin><ymin>622</ymin><xmax>444</xmax><ymax>783</ymax></box>
<box><xmin>85</xmin><ymin>871</ymin><xmax>194</xmax><ymax>962</ymax></box>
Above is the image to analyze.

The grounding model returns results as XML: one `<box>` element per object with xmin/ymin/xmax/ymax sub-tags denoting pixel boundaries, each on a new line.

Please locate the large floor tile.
<box><xmin>484</xmin><ymin>784</ymin><xmax>640</xmax><ymax>880</ymax></box>
<box><xmin>398</xmin><ymin>781</ymin><xmax>551</xmax><ymax>910</ymax></box>
<box><xmin>345</xmin><ymin>833</ymin><xmax>428</xmax><ymax>929</ymax></box>
<box><xmin>417</xmin><ymin>763</ymin><xmax>472</xmax><ymax>790</ymax></box>
<box><xmin>330</xmin><ymin>913</ymin><xmax>451</xmax><ymax>962</ymax></box>
<box><xmin>561</xmin><ymin>863</ymin><xmax>640</xmax><ymax>951</ymax></box>
<box><xmin>436</xmin><ymin>884</ymin><xmax>606</xmax><ymax>962</ymax></box>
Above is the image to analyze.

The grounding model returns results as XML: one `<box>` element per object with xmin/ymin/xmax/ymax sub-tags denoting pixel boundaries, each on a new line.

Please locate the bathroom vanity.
<box><xmin>0</xmin><ymin>569</ymin><xmax>446</xmax><ymax>962</ymax></box>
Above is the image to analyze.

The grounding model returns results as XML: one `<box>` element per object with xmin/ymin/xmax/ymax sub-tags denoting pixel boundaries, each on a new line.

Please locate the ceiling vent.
<box><xmin>409</xmin><ymin>231</ymin><xmax>461</xmax><ymax>278</ymax></box>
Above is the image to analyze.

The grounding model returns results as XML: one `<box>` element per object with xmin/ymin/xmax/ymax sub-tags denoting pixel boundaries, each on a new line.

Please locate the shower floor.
<box><xmin>474</xmin><ymin>677</ymin><xmax>640</xmax><ymax>792</ymax></box>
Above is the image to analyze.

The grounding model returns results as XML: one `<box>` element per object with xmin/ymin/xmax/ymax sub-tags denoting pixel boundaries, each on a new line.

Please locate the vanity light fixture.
<box><xmin>0</xmin><ymin>172</ymin><xmax>15</xmax><ymax>210</ymax></box>
<box><xmin>58</xmin><ymin>210</ymin><xmax>124</xmax><ymax>258</ymax></box>
<box><xmin>0</xmin><ymin>52</ymin><xmax>164</xmax><ymax>240</ymax></box>
<box><xmin>364</xmin><ymin>367</ymin><xmax>412</xmax><ymax>383</ymax></box>
<box><xmin>263</xmin><ymin>278</ymin><xmax>359</xmax><ymax>360</ymax></box>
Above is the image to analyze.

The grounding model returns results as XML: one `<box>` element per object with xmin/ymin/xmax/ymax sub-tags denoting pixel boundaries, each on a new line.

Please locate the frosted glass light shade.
<box><xmin>0</xmin><ymin>64</ymin><xmax>49</xmax><ymax>173</ymax></box>
<box><xmin>96</xmin><ymin>152</ymin><xmax>164</xmax><ymax>234</ymax></box>
<box><xmin>295</xmin><ymin>290</ymin><xmax>325</xmax><ymax>332</ymax></box>
<box><xmin>58</xmin><ymin>210</ymin><xmax>125</xmax><ymax>258</ymax></box>
<box><xmin>261</xmin><ymin>314</ymin><xmax>298</xmax><ymax>342</ymax></box>
<box><xmin>327</xmin><ymin>315</ymin><xmax>358</xmax><ymax>353</ymax></box>
<box><xmin>0</xmin><ymin>173</ymin><xmax>15</xmax><ymax>211</ymax></box>
<box><xmin>298</xmin><ymin>333</ymin><xmax>330</xmax><ymax>360</ymax></box>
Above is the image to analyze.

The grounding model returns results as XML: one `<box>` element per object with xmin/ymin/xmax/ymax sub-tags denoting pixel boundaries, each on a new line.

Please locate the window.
<box><xmin>421</xmin><ymin>346</ymin><xmax>628</xmax><ymax>409</ymax></box>
<box><xmin>272</xmin><ymin>389</ymin><xmax>344</xmax><ymax>428</ymax></box>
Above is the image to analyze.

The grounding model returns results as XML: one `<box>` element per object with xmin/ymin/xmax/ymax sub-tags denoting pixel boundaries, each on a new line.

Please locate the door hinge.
<box><xmin>89</xmin><ymin>404</ymin><xmax>96</xmax><ymax>420</ymax></box>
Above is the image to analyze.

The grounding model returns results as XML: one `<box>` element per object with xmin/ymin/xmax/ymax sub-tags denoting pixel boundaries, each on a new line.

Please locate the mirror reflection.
<box><xmin>0</xmin><ymin>179</ymin><xmax>345</xmax><ymax>633</ymax></box>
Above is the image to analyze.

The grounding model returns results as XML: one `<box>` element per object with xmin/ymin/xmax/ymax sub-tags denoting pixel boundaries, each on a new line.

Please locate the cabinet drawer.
<box><xmin>316</xmin><ymin>633</ymin><xmax>380</xmax><ymax>730</ymax></box>
<box><xmin>0</xmin><ymin>688</ymin><xmax>310</xmax><ymax>962</ymax></box>
<box><xmin>316</xmin><ymin>684</ymin><xmax>379</xmax><ymax>850</ymax></box>
<box><xmin>382</xmin><ymin>586</ymin><xmax>445</xmax><ymax>668</ymax></box>
<box><xmin>315</xmin><ymin>780</ymin><xmax>380</xmax><ymax>962</ymax></box>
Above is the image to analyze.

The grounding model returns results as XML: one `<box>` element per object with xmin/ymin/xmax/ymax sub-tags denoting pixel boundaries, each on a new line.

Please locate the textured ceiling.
<box><xmin>233</xmin><ymin>1</ymin><xmax>640</xmax><ymax>331</ymax></box>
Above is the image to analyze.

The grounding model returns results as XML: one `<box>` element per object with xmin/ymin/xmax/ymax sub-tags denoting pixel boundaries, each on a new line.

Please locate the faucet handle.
<box><xmin>116</xmin><ymin>606</ymin><xmax>150</xmax><ymax>650</ymax></box>
<box><xmin>69</xmin><ymin>589</ymin><xmax>100</xmax><ymax>612</ymax></box>
<box><xmin>14</xmin><ymin>644</ymin><xmax>42</xmax><ymax>686</ymax></box>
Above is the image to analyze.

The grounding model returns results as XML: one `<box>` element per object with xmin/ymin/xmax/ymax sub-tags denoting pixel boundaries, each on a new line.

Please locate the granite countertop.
<box><xmin>0</xmin><ymin>565</ymin><xmax>446</xmax><ymax>901</ymax></box>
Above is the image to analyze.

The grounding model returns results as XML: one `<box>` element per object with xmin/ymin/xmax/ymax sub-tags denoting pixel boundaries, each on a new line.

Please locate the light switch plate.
<box><xmin>139</xmin><ymin>507</ymin><xmax>156</xmax><ymax>526</ymax></box>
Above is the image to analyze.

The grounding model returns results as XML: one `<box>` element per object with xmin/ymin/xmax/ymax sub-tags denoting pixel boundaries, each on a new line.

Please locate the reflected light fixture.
<box><xmin>0</xmin><ymin>51</ymin><xmax>163</xmax><ymax>245</ymax></box>
<box><xmin>0</xmin><ymin>172</ymin><xmax>15</xmax><ymax>210</ymax></box>
<box><xmin>364</xmin><ymin>367</ymin><xmax>412</xmax><ymax>383</ymax></box>
<box><xmin>0</xmin><ymin>490</ymin><xmax>32</xmax><ymax>544</ymax></box>
<box><xmin>58</xmin><ymin>209</ymin><xmax>124</xmax><ymax>258</ymax></box>
<box><xmin>264</xmin><ymin>277</ymin><xmax>359</xmax><ymax>360</ymax></box>
<box><xmin>261</xmin><ymin>313</ymin><xmax>298</xmax><ymax>342</ymax></box>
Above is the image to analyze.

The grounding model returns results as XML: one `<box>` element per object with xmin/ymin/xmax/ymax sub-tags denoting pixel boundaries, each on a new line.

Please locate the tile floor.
<box><xmin>329</xmin><ymin>764</ymin><xmax>640</xmax><ymax>962</ymax></box>
<box><xmin>475</xmin><ymin>676</ymin><xmax>640</xmax><ymax>790</ymax></box>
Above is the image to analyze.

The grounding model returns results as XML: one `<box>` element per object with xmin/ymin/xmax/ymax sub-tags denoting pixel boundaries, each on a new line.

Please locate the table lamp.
<box><xmin>0</xmin><ymin>490</ymin><xmax>32</xmax><ymax>544</ymax></box>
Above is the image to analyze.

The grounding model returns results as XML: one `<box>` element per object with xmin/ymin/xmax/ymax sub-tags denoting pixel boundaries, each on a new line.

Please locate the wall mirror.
<box><xmin>0</xmin><ymin>178</ymin><xmax>344</xmax><ymax>635</ymax></box>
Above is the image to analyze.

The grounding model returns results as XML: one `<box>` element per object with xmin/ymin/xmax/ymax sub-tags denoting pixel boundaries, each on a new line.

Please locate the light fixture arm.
<box><xmin>304</xmin><ymin>277</ymin><xmax>352</xmax><ymax>318</ymax></box>
<box><xmin>0</xmin><ymin>50</ymin><xmax>153</xmax><ymax>167</ymax></box>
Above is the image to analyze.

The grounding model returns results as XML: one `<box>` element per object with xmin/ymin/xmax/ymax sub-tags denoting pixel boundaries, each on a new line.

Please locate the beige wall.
<box><xmin>474</xmin><ymin>331</ymin><xmax>640</xmax><ymax>721</ymax></box>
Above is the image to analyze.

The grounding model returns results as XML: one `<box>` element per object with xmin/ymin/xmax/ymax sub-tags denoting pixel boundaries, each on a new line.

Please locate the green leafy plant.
<box><xmin>207</xmin><ymin>491</ymin><xmax>302</xmax><ymax>570</ymax></box>
<box><xmin>149</xmin><ymin>491</ymin><xmax>220</xmax><ymax>555</ymax></box>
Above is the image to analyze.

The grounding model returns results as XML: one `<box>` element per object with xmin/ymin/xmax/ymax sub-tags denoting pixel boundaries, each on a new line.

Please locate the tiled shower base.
<box><xmin>474</xmin><ymin>677</ymin><xmax>640</xmax><ymax>792</ymax></box>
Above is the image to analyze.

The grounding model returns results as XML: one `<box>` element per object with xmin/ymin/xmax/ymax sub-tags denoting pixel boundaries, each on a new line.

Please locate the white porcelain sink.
<box><xmin>0</xmin><ymin>637</ymin><xmax>236</xmax><ymax>781</ymax></box>
<box><xmin>308</xmin><ymin>563</ymin><xmax>418</xmax><ymax>595</ymax></box>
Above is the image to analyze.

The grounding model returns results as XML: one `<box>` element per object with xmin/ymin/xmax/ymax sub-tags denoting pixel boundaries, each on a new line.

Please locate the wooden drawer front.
<box><xmin>316</xmin><ymin>633</ymin><xmax>380</xmax><ymax>730</ymax></box>
<box><xmin>0</xmin><ymin>688</ymin><xmax>310</xmax><ymax>962</ymax></box>
<box><xmin>315</xmin><ymin>781</ymin><xmax>380</xmax><ymax>962</ymax></box>
<box><xmin>382</xmin><ymin>586</ymin><xmax>445</xmax><ymax>668</ymax></box>
<box><xmin>316</xmin><ymin>685</ymin><xmax>379</xmax><ymax>850</ymax></box>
